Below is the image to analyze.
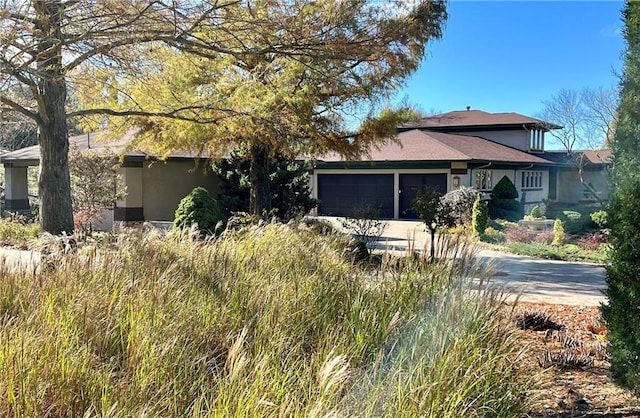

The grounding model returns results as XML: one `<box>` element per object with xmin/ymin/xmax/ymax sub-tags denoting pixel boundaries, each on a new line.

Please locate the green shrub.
<box><xmin>173</xmin><ymin>187</ymin><xmax>226</xmax><ymax>235</ymax></box>
<box><xmin>0</xmin><ymin>216</ymin><xmax>40</xmax><ymax>248</ymax></box>
<box><xmin>491</xmin><ymin>175</ymin><xmax>519</xmax><ymax>200</ymax></box>
<box><xmin>480</xmin><ymin>227</ymin><xmax>506</xmax><ymax>244</ymax></box>
<box><xmin>590</xmin><ymin>210</ymin><xmax>608</xmax><ymax>229</ymax></box>
<box><xmin>489</xmin><ymin>176</ymin><xmax>521</xmax><ymax>221</ymax></box>
<box><xmin>555</xmin><ymin>210</ymin><xmax>585</xmax><ymax>234</ymax></box>
<box><xmin>524</xmin><ymin>205</ymin><xmax>545</xmax><ymax>220</ymax></box>
<box><xmin>472</xmin><ymin>194</ymin><xmax>488</xmax><ymax>235</ymax></box>
<box><xmin>552</xmin><ymin>219</ymin><xmax>565</xmax><ymax>246</ymax></box>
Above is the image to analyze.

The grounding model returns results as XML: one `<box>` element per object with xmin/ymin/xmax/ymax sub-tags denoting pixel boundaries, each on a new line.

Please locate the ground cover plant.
<box><xmin>0</xmin><ymin>224</ymin><xmax>533</xmax><ymax>417</ymax></box>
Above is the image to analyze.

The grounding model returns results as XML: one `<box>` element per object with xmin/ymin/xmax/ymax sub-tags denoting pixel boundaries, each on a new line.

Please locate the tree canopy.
<box><xmin>76</xmin><ymin>0</ymin><xmax>448</xmax><ymax>216</ymax></box>
<box><xmin>601</xmin><ymin>0</ymin><xmax>640</xmax><ymax>395</ymax></box>
<box><xmin>0</xmin><ymin>0</ymin><xmax>237</xmax><ymax>233</ymax></box>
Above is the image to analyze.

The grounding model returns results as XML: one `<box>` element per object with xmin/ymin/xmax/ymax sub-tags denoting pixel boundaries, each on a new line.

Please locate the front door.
<box><xmin>400</xmin><ymin>174</ymin><xmax>447</xmax><ymax>219</ymax></box>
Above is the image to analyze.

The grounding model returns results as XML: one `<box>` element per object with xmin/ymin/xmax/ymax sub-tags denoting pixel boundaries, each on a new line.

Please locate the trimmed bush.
<box><xmin>524</xmin><ymin>205</ymin><xmax>545</xmax><ymax>220</ymax></box>
<box><xmin>555</xmin><ymin>210</ymin><xmax>585</xmax><ymax>234</ymax></box>
<box><xmin>489</xmin><ymin>176</ymin><xmax>521</xmax><ymax>221</ymax></box>
<box><xmin>173</xmin><ymin>187</ymin><xmax>226</xmax><ymax>235</ymax></box>
<box><xmin>590</xmin><ymin>210</ymin><xmax>608</xmax><ymax>229</ymax></box>
<box><xmin>491</xmin><ymin>175</ymin><xmax>519</xmax><ymax>200</ymax></box>
<box><xmin>553</xmin><ymin>219</ymin><xmax>565</xmax><ymax>246</ymax></box>
<box><xmin>472</xmin><ymin>194</ymin><xmax>488</xmax><ymax>235</ymax></box>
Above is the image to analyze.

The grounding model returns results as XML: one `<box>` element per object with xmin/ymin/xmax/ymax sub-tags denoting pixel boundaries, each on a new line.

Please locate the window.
<box><xmin>521</xmin><ymin>171</ymin><xmax>543</xmax><ymax>189</ymax></box>
<box><xmin>530</xmin><ymin>129</ymin><xmax>544</xmax><ymax>151</ymax></box>
<box><xmin>475</xmin><ymin>170</ymin><xmax>492</xmax><ymax>191</ymax></box>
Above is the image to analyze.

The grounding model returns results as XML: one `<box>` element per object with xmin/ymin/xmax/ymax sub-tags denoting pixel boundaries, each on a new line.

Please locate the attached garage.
<box><xmin>399</xmin><ymin>173</ymin><xmax>447</xmax><ymax>219</ymax></box>
<box><xmin>317</xmin><ymin>174</ymin><xmax>394</xmax><ymax>218</ymax></box>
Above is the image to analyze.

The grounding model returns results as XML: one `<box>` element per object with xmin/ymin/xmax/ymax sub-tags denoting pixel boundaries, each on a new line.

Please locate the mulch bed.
<box><xmin>506</xmin><ymin>302</ymin><xmax>640</xmax><ymax>417</ymax></box>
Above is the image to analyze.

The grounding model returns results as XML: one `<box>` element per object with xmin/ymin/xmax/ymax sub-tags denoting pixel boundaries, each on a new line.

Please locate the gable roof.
<box><xmin>400</xmin><ymin>110</ymin><xmax>561</xmax><ymax>131</ymax></box>
<box><xmin>316</xmin><ymin>130</ymin><xmax>553</xmax><ymax>165</ymax></box>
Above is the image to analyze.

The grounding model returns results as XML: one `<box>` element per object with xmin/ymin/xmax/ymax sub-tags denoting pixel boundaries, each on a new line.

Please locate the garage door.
<box><xmin>317</xmin><ymin>174</ymin><xmax>394</xmax><ymax>218</ymax></box>
<box><xmin>400</xmin><ymin>174</ymin><xmax>447</xmax><ymax>219</ymax></box>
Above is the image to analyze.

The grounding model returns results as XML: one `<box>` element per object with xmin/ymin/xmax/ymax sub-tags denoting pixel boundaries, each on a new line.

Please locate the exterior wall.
<box><xmin>556</xmin><ymin>168</ymin><xmax>608</xmax><ymax>204</ymax></box>
<box><xmin>141</xmin><ymin>160</ymin><xmax>220</xmax><ymax>221</ymax></box>
<box><xmin>454</xmin><ymin>129</ymin><xmax>530</xmax><ymax>151</ymax></box>
<box><xmin>312</xmin><ymin>167</ymin><xmax>452</xmax><ymax>219</ymax></box>
<box><xmin>312</xmin><ymin>162</ymin><xmax>553</xmax><ymax>220</ymax></box>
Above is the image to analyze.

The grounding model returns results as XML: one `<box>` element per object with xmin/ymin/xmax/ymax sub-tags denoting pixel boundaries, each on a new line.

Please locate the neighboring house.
<box><xmin>1</xmin><ymin>131</ymin><xmax>219</xmax><ymax>230</ymax></box>
<box><xmin>310</xmin><ymin>109</ymin><xmax>606</xmax><ymax>219</ymax></box>
<box><xmin>544</xmin><ymin>149</ymin><xmax>612</xmax><ymax>205</ymax></box>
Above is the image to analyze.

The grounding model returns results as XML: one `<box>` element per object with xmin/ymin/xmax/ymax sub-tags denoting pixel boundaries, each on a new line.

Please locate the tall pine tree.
<box><xmin>601</xmin><ymin>0</ymin><xmax>640</xmax><ymax>394</ymax></box>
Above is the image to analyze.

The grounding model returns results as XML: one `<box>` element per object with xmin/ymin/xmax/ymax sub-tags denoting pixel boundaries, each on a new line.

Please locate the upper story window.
<box><xmin>529</xmin><ymin>129</ymin><xmax>544</xmax><ymax>151</ymax></box>
<box><xmin>475</xmin><ymin>170</ymin><xmax>492</xmax><ymax>191</ymax></box>
<box><xmin>521</xmin><ymin>171</ymin><xmax>543</xmax><ymax>189</ymax></box>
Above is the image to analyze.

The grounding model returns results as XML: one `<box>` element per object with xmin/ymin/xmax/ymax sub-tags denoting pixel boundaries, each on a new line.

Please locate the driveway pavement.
<box><xmin>322</xmin><ymin>217</ymin><xmax>607</xmax><ymax>306</ymax></box>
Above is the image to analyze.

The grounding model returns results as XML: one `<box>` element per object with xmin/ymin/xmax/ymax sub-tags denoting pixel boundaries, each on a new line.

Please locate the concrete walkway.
<box><xmin>324</xmin><ymin>217</ymin><xmax>607</xmax><ymax>306</ymax></box>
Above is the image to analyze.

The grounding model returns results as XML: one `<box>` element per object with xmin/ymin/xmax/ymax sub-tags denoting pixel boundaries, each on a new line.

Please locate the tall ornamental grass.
<box><xmin>0</xmin><ymin>224</ymin><xmax>533</xmax><ymax>417</ymax></box>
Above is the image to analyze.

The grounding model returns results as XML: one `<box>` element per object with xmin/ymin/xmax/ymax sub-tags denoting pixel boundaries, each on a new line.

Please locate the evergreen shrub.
<box><xmin>173</xmin><ymin>187</ymin><xmax>226</xmax><ymax>235</ymax></box>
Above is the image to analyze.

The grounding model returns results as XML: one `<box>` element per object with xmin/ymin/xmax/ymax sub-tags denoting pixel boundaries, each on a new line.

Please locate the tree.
<box><xmin>539</xmin><ymin>87</ymin><xmax>618</xmax><ymax>152</ymax></box>
<box><xmin>211</xmin><ymin>148</ymin><xmax>317</xmax><ymax>221</ymax></box>
<box><xmin>601</xmin><ymin>0</ymin><xmax>640</xmax><ymax>395</ymax></box>
<box><xmin>69</xmin><ymin>147</ymin><xmax>126</xmax><ymax>235</ymax></box>
<box><xmin>539</xmin><ymin>87</ymin><xmax>618</xmax><ymax>206</ymax></box>
<box><xmin>0</xmin><ymin>1</ymin><xmax>234</xmax><ymax>234</ymax></box>
<box><xmin>77</xmin><ymin>1</ymin><xmax>448</xmax><ymax>218</ymax></box>
<box><xmin>410</xmin><ymin>187</ymin><xmax>455</xmax><ymax>261</ymax></box>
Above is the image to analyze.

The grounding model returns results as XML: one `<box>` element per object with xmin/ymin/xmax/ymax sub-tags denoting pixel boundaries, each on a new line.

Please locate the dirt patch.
<box><xmin>505</xmin><ymin>302</ymin><xmax>640</xmax><ymax>417</ymax></box>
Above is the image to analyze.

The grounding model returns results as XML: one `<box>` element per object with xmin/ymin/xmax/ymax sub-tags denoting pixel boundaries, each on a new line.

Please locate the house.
<box><xmin>1</xmin><ymin>109</ymin><xmax>610</xmax><ymax>227</ymax></box>
<box><xmin>310</xmin><ymin>109</ymin><xmax>606</xmax><ymax>219</ymax></box>
<box><xmin>544</xmin><ymin>149</ymin><xmax>612</xmax><ymax>205</ymax></box>
<box><xmin>1</xmin><ymin>131</ymin><xmax>219</xmax><ymax>229</ymax></box>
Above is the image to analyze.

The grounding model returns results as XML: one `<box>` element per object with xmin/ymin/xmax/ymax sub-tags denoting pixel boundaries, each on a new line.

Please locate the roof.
<box><xmin>542</xmin><ymin>149</ymin><xmax>613</xmax><ymax>165</ymax></box>
<box><xmin>400</xmin><ymin>110</ymin><xmax>562</xmax><ymax>131</ymax></box>
<box><xmin>316</xmin><ymin>130</ymin><xmax>554</xmax><ymax>165</ymax></box>
<box><xmin>0</xmin><ymin>131</ymin><xmax>207</xmax><ymax>164</ymax></box>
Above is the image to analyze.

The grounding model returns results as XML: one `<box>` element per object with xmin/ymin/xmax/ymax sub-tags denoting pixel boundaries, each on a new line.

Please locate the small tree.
<box><xmin>489</xmin><ymin>176</ymin><xmax>521</xmax><ymax>221</ymax></box>
<box><xmin>339</xmin><ymin>205</ymin><xmax>389</xmax><ymax>257</ymax></box>
<box><xmin>472</xmin><ymin>194</ymin><xmax>488</xmax><ymax>236</ymax></box>
<box><xmin>174</xmin><ymin>187</ymin><xmax>226</xmax><ymax>236</ymax></box>
<box><xmin>411</xmin><ymin>187</ymin><xmax>456</xmax><ymax>261</ymax></box>
<box><xmin>69</xmin><ymin>147</ymin><xmax>126</xmax><ymax>235</ymax></box>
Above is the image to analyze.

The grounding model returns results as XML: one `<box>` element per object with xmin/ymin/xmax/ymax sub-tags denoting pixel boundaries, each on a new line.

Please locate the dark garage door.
<box><xmin>400</xmin><ymin>174</ymin><xmax>447</xmax><ymax>219</ymax></box>
<box><xmin>317</xmin><ymin>174</ymin><xmax>394</xmax><ymax>218</ymax></box>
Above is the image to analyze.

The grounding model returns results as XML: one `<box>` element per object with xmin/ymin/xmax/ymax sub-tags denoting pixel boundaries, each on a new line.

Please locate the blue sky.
<box><xmin>394</xmin><ymin>1</ymin><xmax>625</xmax><ymax>117</ymax></box>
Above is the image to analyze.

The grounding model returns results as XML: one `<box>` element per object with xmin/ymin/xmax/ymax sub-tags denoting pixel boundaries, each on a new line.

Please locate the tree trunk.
<box><xmin>35</xmin><ymin>1</ymin><xmax>74</xmax><ymax>235</ymax></box>
<box><xmin>38</xmin><ymin>84</ymin><xmax>74</xmax><ymax>235</ymax></box>
<box><xmin>430</xmin><ymin>228</ymin><xmax>436</xmax><ymax>261</ymax></box>
<box><xmin>249</xmin><ymin>142</ymin><xmax>271</xmax><ymax>217</ymax></box>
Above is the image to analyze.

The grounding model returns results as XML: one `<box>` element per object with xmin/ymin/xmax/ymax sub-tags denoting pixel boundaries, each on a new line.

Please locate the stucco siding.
<box><xmin>458</xmin><ymin>130</ymin><xmax>530</xmax><ymax>151</ymax></box>
<box><xmin>142</xmin><ymin>161</ymin><xmax>220</xmax><ymax>221</ymax></box>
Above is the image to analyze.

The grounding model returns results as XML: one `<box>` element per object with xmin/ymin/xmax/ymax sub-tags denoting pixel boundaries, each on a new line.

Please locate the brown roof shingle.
<box><xmin>316</xmin><ymin>130</ymin><xmax>553</xmax><ymax>165</ymax></box>
<box><xmin>400</xmin><ymin>110</ymin><xmax>561</xmax><ymax>131</ymax></box>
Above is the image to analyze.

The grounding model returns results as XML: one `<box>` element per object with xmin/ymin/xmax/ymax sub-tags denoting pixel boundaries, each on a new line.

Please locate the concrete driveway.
<box><xmin>324</xmin><ymin>217</ymin><xmax>607</xmax><ymax>306</ymax></box>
